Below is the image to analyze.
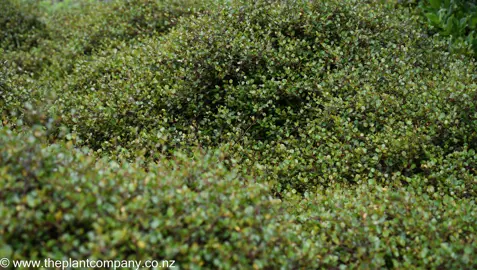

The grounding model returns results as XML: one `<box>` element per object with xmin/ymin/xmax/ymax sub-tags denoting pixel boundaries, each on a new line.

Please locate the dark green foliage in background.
<box><xmin>42</xmin><ymin>0</ymin><xmax>212</xmax><ymax>61</ymax></box>
<box><xmin>419</xmin><ymin>0</ymin><xmax>477</xmax><ymax>55</ymax></box>
<box><xmin>0</xmin><ymin>0</ymin><xmax>47</xmax><ymax>51</ymax></box>
<box><xmin>1</xmin><ymin>0</ymin><xmax>212</xmax><ymax>76</ymax></box>
<box><xmin>0</xmin><ymin>0</ymin><xmax>52</xmax><ymax>74</ymax></box>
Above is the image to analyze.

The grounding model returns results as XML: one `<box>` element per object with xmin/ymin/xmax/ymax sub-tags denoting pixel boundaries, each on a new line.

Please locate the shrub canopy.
<box><xmin>1</xmin><ymin>126</ymin><xmax>476</xmax><ymax>269</ymax></box>
<box><xmin>0</xmin><ymin>126</ymin><xmax>319</xmax><ymax>269</ymax></box>
<box><xmin>48</xmin><ymin>0</ymin><xmax>477</xmax><ymax>194</ymax></box>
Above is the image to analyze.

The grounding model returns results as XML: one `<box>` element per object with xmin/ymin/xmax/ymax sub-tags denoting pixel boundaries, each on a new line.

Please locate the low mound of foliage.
<box><xmin>0</xmin><ymin>0</ymin><xmax>52</xmax><ymax>73</ymax></box>
<box><xmin>0</xmin><ymin>126</ymin><xmax>318</xmax><ymax>268</ymax></box>
<box><xmin>1</xmin><ymin>126</ymin><xmax>476</xmax><ymax>269</ymax></box>
<box><xmin>41</xmin><ymin>0</ymin><xmax>212</xmax><ymax>70</ymax></box>
<box><xmin>1</xmin><ymin>0</ymin><xmax>211</xmax><ymax>76</ymax></box>
<box><xmin>1</xmin><ymin>0</ymin><xmax>477</xmax><ymax>268</ymax></box>
<box><xmin>2</xmin><ymin>0</ymin><xmax>213</xmax><ymax>124</ymax></box>
<box><xmin>48</xmin><ymin>0</ymin><xmax>477</xmax><ymax>194</ymax></box>
<box><xmin>0</xmin><ymin>0</ymin><xmax>47</xmax><ymax>51</ymax></box>
<box><xmin>285</xmin><ymin>185</ymin><xmax>477</xmax><ymax>268</ymax></box>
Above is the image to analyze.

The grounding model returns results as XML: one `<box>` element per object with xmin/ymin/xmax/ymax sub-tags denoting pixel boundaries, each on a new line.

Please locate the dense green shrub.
<box><xmin>0</xmin><ymin>0</ymin><xmax>52</xmax><ymax>73</ymax></box>
<box><xmin>0</xmin><ymin>126</ymin><xmax>319</xmax><ymax>269</ymax></box>
<box><xmin>1</xmin><ymin>0</ymin><xmax>211</xmax><ymax>76</ymax></box>
<box><xmin>1</xmin><ymin>127</ymin><xmax>476</xmax><ymax>269</ymax></box>
<box><xmin>0</xmin><ymin>59</ymin><xmax>33</xmax><ymax>126</ymax></box>
<box><xmin>284</xmin><ymin>185</ymin><xmax>477</xmax><ymax>269</ymax></box>
<box><xmin>38</xmin><ymin>0</ymin><xmax>212</xmax><ymax>76</ymax></box>
<box><xmin>2</xmin><ymin>0</ymin><xmax>213</xmax><ymax>126</ymax></box>
<box><xmin>1</xmin><ymin>55</ymin><xmax>55</xmax><ymax>131</ymax></box>
<box><xmin>0</xmin><ymin>0</ymin><xmax>47</xmax><ymax>51</ymax></box>
<box><xmin>49</xmin><ymin>0</ymin><xmax>477</xmax><ymax>194</ymax></box>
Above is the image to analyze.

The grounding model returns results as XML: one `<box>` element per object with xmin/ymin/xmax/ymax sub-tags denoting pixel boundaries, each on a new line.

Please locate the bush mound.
<box><xmin>50</xmin><ymin>0</ymin><xmax>477</xmax><ymax>194</ymax></box>
<box><xmin>0</xmin><ymin>0</ymin><xmax>52</xmax><ymax>74</ymax></box>
<box><xmin>285</xmin><ymin>185</ymin><xmax>477</xmax><ymax>268</ymax></box>
<box><xmin>0</xmin><ymin>127</ymin><xmax>317</xmax><ymax>268</ymax></box>
<box><xmin>38</xmin><ymin>0</ymin><xmax>212</xmax><ymax>75</ymax></box>
<box><xmin>1</xmin><ymin>127</ymin><xmax>476</xmax><ymax>269</ymax></box>
<box><xmin>0</xmin><ymin>0</ymin><xmax>47</xmax><ymax>51</ymax></box>
<box><xmin>2</xmin><ymin>0</ymin><xmax>212</xmax><ymax>126</ymax></box>
<box><xmin>1</xmin><ymin>0</ymin><xmax>210</xmax><ymax>76</ymax></box>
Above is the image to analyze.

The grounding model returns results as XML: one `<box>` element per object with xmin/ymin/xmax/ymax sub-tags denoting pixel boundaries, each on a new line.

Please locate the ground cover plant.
<box><xmin>1</xmin><ymin>0</ymin><xmax>476</xmax><ymax>269</ymax></box>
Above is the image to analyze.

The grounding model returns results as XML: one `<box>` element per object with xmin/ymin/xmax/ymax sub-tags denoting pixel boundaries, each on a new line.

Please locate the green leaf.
<box><xmin>425</xmin><ymin>13</ymin><xmax>441</xmax><ymax>25</ymax></box>
<box><xmin>430</xmin><ymin>0</ymin><xmax>442</xmax><ymax>9</ymax></box>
